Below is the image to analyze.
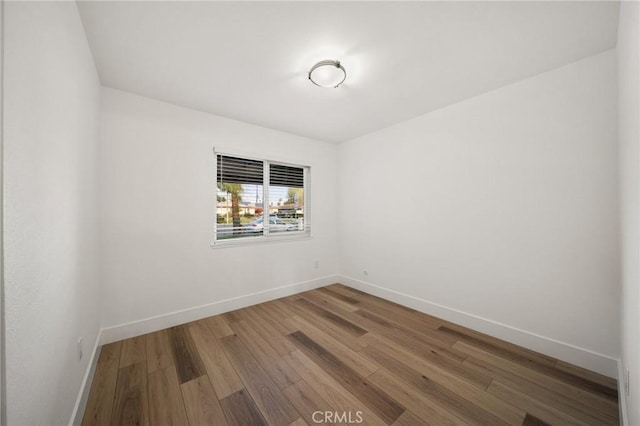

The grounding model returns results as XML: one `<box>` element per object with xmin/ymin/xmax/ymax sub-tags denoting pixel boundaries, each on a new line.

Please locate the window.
<box><xmin>215</xmin><ymin>153</ymin><xmax>309</xmax><ymax>244</ymax></box>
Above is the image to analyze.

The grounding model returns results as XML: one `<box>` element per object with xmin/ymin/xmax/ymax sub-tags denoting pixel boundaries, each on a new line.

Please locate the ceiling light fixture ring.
<box><xmin>308</xmin><ymin>59</ymin><xmax>347</xmax><ymax>88</ymax></box>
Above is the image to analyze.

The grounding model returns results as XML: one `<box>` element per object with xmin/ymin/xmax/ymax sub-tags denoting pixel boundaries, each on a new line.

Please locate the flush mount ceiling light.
<box><xmin>308</xmin><ymin>60</ymin><xmax>347</xmax><ymax>88</ymax></box>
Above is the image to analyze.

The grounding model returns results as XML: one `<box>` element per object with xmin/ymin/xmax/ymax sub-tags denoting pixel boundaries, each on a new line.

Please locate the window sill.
<box><xmin>210</xmin><ymin>233</ymin><xmax>312</xmax><ymax>249</ymax></box>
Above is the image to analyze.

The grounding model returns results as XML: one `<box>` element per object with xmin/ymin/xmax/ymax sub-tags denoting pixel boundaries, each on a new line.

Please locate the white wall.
<box><xmin>617</xmin><ymin>2</ymin><xmax>639</xmax><ymax>424</ymax></box>
<box><xmin>3</xmin><ymin>2</ymin><xmax>102</xmax><ymax>425</ymax></box>
<box><xmin>0</xmin><ymin>1</ymin><xmax>5</xmax><ymax>423</ymax></box>
<box><xmin>338</xmin><ymin>50</ymin><xmax>619</xmax><ymax>376</ymax></box>
<box><xmin>99</xmin><ymin>88</ymin><xmax>338</xmax><ymax>333</ymax></box>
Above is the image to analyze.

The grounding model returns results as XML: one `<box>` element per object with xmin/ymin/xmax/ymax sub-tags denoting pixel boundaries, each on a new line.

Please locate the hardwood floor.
<box><xmin>82</xmin><ymin>284</ymin><xmax>619</xmax><ymax>425</ymax></box>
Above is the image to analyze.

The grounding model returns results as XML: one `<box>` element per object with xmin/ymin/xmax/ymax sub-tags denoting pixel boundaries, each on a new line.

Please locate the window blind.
<box><xmin>217</xmin><ymin>155</ymin><xmax>263</xmax><ymax>185</ymax></box>
<box><xmin>270</xmin><ymin>163</ymin><xmax>304</xmax><ymax>187</ymax></box>
<box><xmin>214</xmin><ymin>153</ymin><xmax>309</xmax><ymax>244</ymax></box>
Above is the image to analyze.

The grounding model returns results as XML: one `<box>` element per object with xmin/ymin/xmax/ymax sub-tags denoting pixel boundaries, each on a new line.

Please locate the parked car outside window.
<box><xmin>246</xmin><ymin>215</ymin><xmax>296</xmax><ymax>233</ymax></box>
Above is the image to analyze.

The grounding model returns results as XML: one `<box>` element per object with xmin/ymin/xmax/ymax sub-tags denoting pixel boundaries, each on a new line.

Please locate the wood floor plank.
<box><xmin>360</xmin><ymin>345</ymin><xmax>509</xmax><ymax>425</ymax></box>
<box><xmin>302</xmin><ymin>289</ymin><xmax>360</xmax><ymax>313</ymax></box>
<box><xmin>486</xmin><ymin>380</ymin><xmax>585</xmax><ymax>425</ymax></box>
<box><xmin>284</xmin><ymin>298</ymin><xmax>368</xmax><ymax>351</ymax></box>
<box><xmin>555</xmin><ymin>360</ymin><xmax>618</xmax><ymax>391</ymax></box>
<box><xmin>317</xmin><ymin>286</ymin><xmax>360</xmax><ymax>305</ymax></box>
<box><xmin>112</xmin><ymin>362</ymin><xmax>149</xmax><ymax>426</ymax></box>
<box><xmin>440</xmin><ymin>323</ymin><xmax>557</xmax><ymax>366</ymax></box>
<box><xmin>285</xmin><ymin>314</ymin><xmax>380</xmax><ymax>377</ymax></box>
<box><xmin>522</xmin><ymin>413</ymin><xmax>552</xmax><ymax>426</ymax></box>
<box><xmin>441</xmin><ymin>326</ymin><xmax>618</xmax><ymax>401</ymax></box>
<box><xmin>146</xmin><ymin>329</ymin><xmax>173</xmax><ymax>373</ymax></box>
<box><xmin>362</xmin><ymin>333</ymin><xmax>526</xmax><ymax>425</ymax></box>
<box><xmin>219</xmin><ymin>389</ymin><xmax>268</xmax><ymax>426</ymax></box>
<box><xmin>288</xmin><ymin>330</ymin><xmax>405</xmax><ymax>424</ymax></box>
<box><xmin>331</xmin><ymin>285</ymin><xmax>443</xmax><ymax>329</ymax></box>
<box><xmin>325</xmin><ymin>284</ymin><xmax>376</xmax><ymax>301</ymax></box>
<box><xmin>221</xmin><ymin>333</ymin><xmax>300</xmax><ymax>425</ymax></box>
<box><xmin>367</xmin><ymin>369</ymin><xmax>467</xmax><ymax>426</ymax></box>
<box><xmin>548</xmin><ymin>361</ymin><xmax>619</xmax><ymax>399</ymax></box>
<box><xmin>328</xmin><ymin>285</ymin><xmax>412</xmax><ymax>312</ymax></box>
<box><xmin>269</xmin><ymin>298</ymin><xmax>300</xmax><ymax>320</ymax></box>
<box><xmin>297</xmin><ymin>294</ymin><xmax>394</xmax><ymax>350</ymax></box>
<box><xmin>463</xmin><ymin>356</ymin><xmax>617</xmax><ymax>425</ymax></box>
<box><xmin>168</xmin><ymin>325</ymin><xmax>207</xmax><ymax>384</ymax></box>
<box><xmin>204</xmin><ymin>315</ymin><xmax>235</xmax><ymax>339</ymax></box>
<box><xmin>299</xmin><ymin>291</ymin><xmax>367</xmax><ymax>321</ymax></box>
<box><xmin>120</xmin><ymin>336</ymin><xmax>146</xmax><ymax>368</ymax></box>
<box><xmin>82</xmin><ymin>342</ymin><xmax>121</xmax><ymax>426</ymax></box>
<box><xmin>360</xmin><ymin>299</ymin><xmax>443</xmax><ymax>330</ymax></box>
<box><xmin>251</xmin><ymin>303</ymin><xmax>300</xmax><ymax>338</ymax></box>
<box><xmin>349</xmin><ymin>304</ymin><xmax>460</xmax><ymax>349</ymax></box>
<box><xmin>361</xmin><ymin>332</ymin><xmax>492</xmax><ymax>391</ymax></box>
<box><xmin>357</xmin><ymin>309</ymin><xmax>468</xmax><ymax>363</ymax></box>
<box><xmin>283</xmin><ymin>350</ymin><xmax>388</xmax><ymax>426</ymax></box>
<box><xmin>181</xmin><ymin>375</ymin><xmax>228</xmax><ymax>426</ymax></box>
<box><xmin>298</xmin><ymin>291</ymin><xmax>460</xmax><ymax>365</ymax></box>
<box><xmin>294</xmin><ymin>298</ymin><xmax>368</xmax><ymax>337</ymax></box>
<box><xmin>147</xmin><ymin>365</ymin><xmax>189</xmax><ymax>426</ymax></box>
<box><xmin>329</xmin><ymin>285</ymin><xmax>432</xmax><ymax>320</ymax></box>
<box><xmin>356</xmin><ymin>305</ymin><xmax>443</xmax><ymax>339</ymax></box>
<box><xmin>283</xmin><ymin>380</ymin><xmax>337</xmax><ymax>426</ymax></box>
<box><xmin>242</xmin><ymin>305</ymin><xmax>299</xmax><ymax>355</ymax></box>
<box><xmin>230</xmin><ymin>318</ymin><xmax>300</xmax><ymax>389</ymax></box>
<box><xmin>289</xmin><ymin>418</ymin><xmax>308</xmax><ymax>426</ymax></box>
<box><xmin>438</xmin><ymin>326</ymin><xmax>556</xmax><ymax>368</ymax></box>
<box><xmin>222</xmin><ymin>309</ymin><xmax>246</xmax><ymax>323</ymax></box>
<box><xmin>188</xmin><ymin>320</ymin><xmax>243</xmax><ymax>399</ymax></box>
<box><xmin>392</xmin><ymin>410</ymin><xmax>430</xmax><ymax>426</ymax></box>
<box><xmin>453</xmin><ymin>341</ymin><xmax>618</xmax><ymax>418</ymax></box>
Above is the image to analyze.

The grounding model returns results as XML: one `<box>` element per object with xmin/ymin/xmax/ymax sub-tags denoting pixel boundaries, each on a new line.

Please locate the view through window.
<box><xmin>215</xmin><ymin>154</ymin><xmax>308</xmax><ymax>242</ymax></box>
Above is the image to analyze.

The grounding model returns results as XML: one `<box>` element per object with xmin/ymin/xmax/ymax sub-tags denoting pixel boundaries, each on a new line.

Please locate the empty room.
<box><xmin>1</xmin><ymin>1</ymin><xmax>639</xmax><ymax>425</ymax></box>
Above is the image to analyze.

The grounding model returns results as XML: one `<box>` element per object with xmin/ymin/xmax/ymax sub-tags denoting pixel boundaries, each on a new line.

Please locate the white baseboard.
<box><xmin>70</xmin><ymin>273</ymin><xmax>621</xmax><ymax>425</ymax></box>
<box><xmin>68</xmin><ymin>331</ymin><xmax>102</xmax><ymax>426</ymax></box>
<box><xmin>69</xmin><ymin>275</ymin><xmax>336</xmax><ymax>424</ymax></box>
<box><xmin>100</xmin><ymin>275</ymin><xmax>339</xmax><ymax>345</ymax></box>
<box><xmin>618</xmin><ymin>360</ymin><xmax>629</xmax><ymax>425</ymax></box>
<box><xmin>338</xmin><ymin>275</ymin><xmax>619</xmax><ymax>378</ymax></box>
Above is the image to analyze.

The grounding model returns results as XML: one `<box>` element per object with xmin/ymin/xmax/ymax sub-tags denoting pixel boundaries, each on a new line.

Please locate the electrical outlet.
<box><xmin>314</xmin><ymin>260</ymin><xmax>319</xmax><ymax>269</ymax></box>
<box><xmin>77</xmin><ymin>337</ymin><xmax>83</xmax><ymax>362</ymax></box>
<box><xmin>625</xmin><ymin>365</ymin><xmax>630</xmax><ymax>396</ymax></box>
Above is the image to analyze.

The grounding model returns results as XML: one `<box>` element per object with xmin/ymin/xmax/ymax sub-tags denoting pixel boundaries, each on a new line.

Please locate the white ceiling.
<box><xmin>77</xmin><ymin>1</ymin><xmax>620</xmax><ymax>143</ymax></box>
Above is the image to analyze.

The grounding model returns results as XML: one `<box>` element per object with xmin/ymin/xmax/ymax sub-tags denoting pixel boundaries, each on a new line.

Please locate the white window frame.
<box><xmin>212</xmin><ymin>150</ymin><xmax>311</xmax><ymax>247</ymax></box>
